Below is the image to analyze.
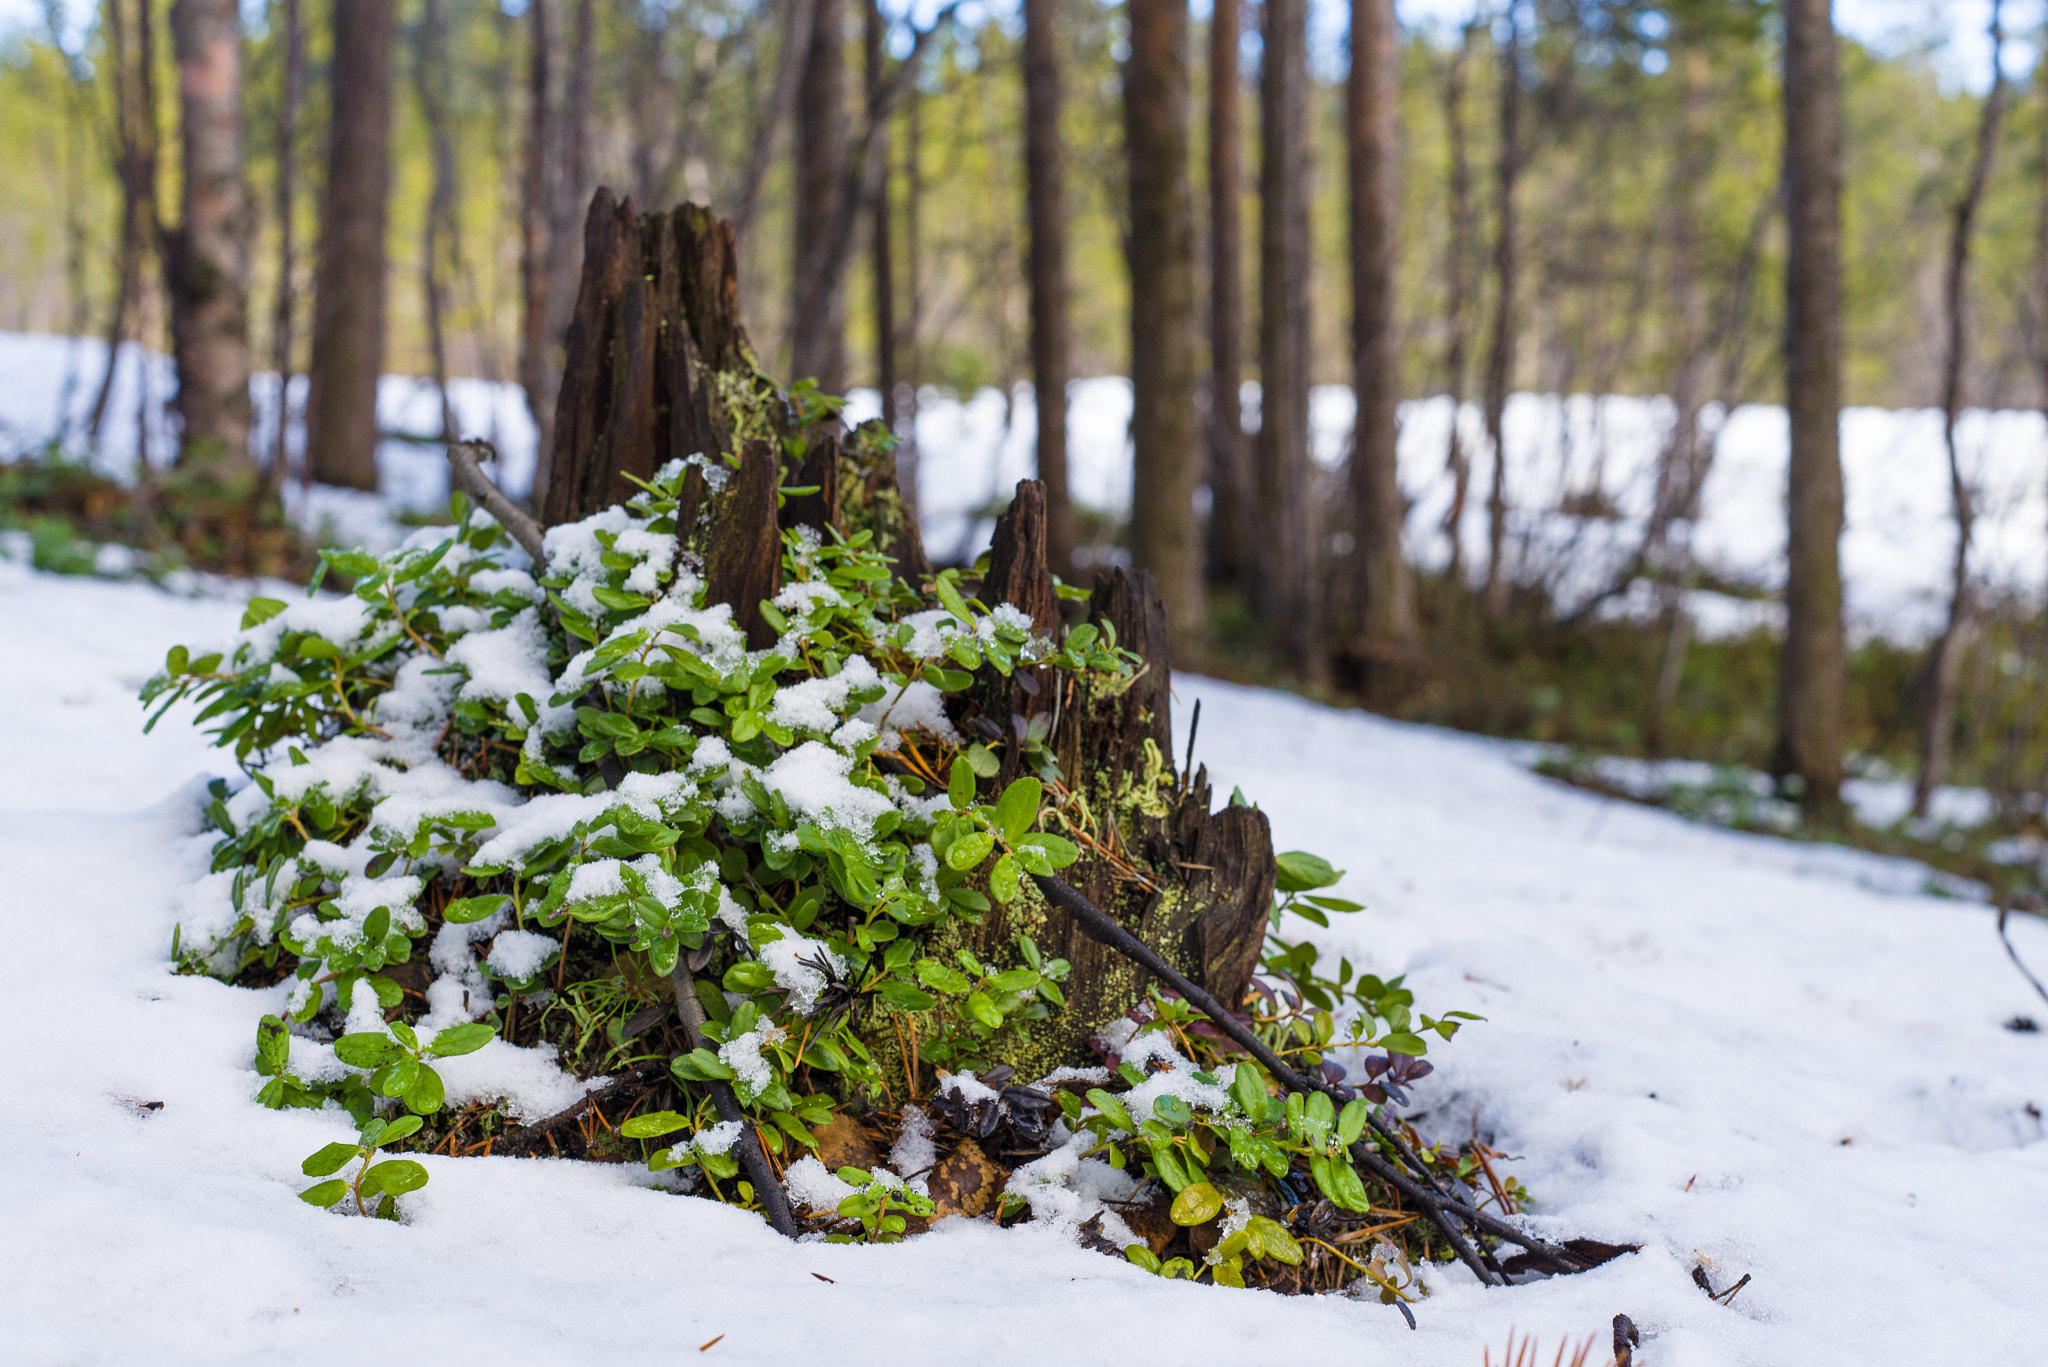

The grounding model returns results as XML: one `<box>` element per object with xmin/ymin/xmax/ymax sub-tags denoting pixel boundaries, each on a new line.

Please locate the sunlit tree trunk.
<box><xmin>163</xmin><ymin>0</ymin><xmax>251</xmax><ymax>465</ymax></box>
<box><xmin>1126</xmin><ymin>0</ymin><xmax>1204</xmax><ymax>646</ymax></box>
<box><xmin>1206</xmin><ymin>0</ymin><xmax>1252</xmax><ymax>589</ymax></box>
<box><xmin>266</xmin><ymin>0</ymin><xmax>303</xmax><ymax>483</ymax></box>
<box><xmin>1256</xmin><ymin>0</ymin><xmax>1322</xmax><ymax>675</ymax></box>
<box><xmin>1437</xmin><ymin>20</ymin><xmax>1476</xmax><ymax>586</ymax></box>
<box><xmin>1479</xmin><ymin>10</ymin><xmax>1522</xmax><ymax>621</ymax></box>
<box><xmin>1915</xmin><ymin>2</ymin><xmax>2009</xmax><ymax>817</ymax></box>
<box><xmin>1774</xmin><ymin>0</ymin><xmax>1847</xmax><ymax>818</ymax></box>
<box><xmin>1346</xmin><ymin>0</ymin><xmax>1411</xmax><ymax>646</ymax></box>
<box><xmin>866</xmin><ymin>0</ymin><xmax>898</xmax><ymax>433</ymax></box>
<box><xmin>1025</xmin><ymin>0</ymin><xmax>1077</xmax><ymax>578</ymax></box>
<box><xmin>305</xmin><ymin>0</ymin><xmax>393</xmax><ymax>491</ymax></box>
<box><xmin>791</xmin><ymin>0</ymin><xmax>849</xmax><ymax>390</ymax></box>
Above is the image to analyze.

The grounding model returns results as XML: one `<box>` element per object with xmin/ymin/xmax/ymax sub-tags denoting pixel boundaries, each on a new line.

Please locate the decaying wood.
<box><xmin>957</xmin><ymin>480</ymin><xmax>1275</xmax><ymax>1075</ymax></box>
<box><xmin>537</xmin><ymin>191</ymin><xmax>1272</xmax><ymax>1098</ymax></box>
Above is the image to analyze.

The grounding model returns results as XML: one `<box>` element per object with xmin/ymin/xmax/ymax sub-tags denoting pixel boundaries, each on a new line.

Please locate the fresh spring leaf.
<box><xmin>948</xmin><ymin>757</ymin><xmax>976</xmax><ymax>811</ymax></box>
<box><xmin>621</xmin><ymin>1111</ymin><xmax>692</xmax><ymax>1140</ymax></box>
<box><xmin>301</xmin><ymin>1142</ymin><xmax>361</xmax><ymax>1177</ymax></box>
<box><xmin>333</xmin><ymin>1032</ymin><xmax>404</xmax><ymax>1069</ymax></box>
<box><xmin>946</xmin><ymin>830</ymin><xmax>995</xmax><ymax>872</ymax></box>
<box><xmin>1274</xmin><ymin>851</ymin><xmax>1343</xmax><ymax>894</ymax></box>
<box><xmin>426</xmin><ymin>1022</ymin><xmax>495</xmax><ymax>1058</ymax></box>
<box><xmin>359</xmin><ymin>1158</ymin><xmax>430</xmax><ymax>1197</ymax></box>
<box><xmin>993</xmin><ymin>777</ymin><xmax>1041</xmax><ymax>845</ymax></box>
<box><xmin>442</xmin><ymin>895</ymin><xmax>506</xmax><ymax>925</ymax></box>
<box><xmin>1169</xmin><ymin>1181</ymin><xmax>1224</xmax><ymax>1227</ymax></box>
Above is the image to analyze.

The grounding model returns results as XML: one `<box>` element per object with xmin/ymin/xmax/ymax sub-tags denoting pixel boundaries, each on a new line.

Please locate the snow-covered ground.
<box><xmin>9</xmin><ymin>331</ymin><xmax>2048</xmax><ymax>643</ymax></box>
<box><xmin>3</xmin><ymin>559</ymin><xmax>2045</xmax><ymax>1364</ymax></box>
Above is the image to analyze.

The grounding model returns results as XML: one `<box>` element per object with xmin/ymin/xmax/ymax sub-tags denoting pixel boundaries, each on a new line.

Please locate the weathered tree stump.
<box><xmin>541</xmin><ymin>191</ymin><xmax>1270</xmax><ymax>1074</ymax></box>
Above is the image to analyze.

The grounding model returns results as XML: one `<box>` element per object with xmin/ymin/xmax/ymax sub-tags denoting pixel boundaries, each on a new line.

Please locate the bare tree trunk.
<box><xmin>629</xmin><ymin>12</ymin><xmax>673</xmax><ymax>210</ymax></box>
<box><xmin>520</xmin><ymin>0</ymin><xmax>554</xmax><ymax>505</ymax></box>
<box><xmin>791</xmin><ymin>0</ymin><xmax>849</xmax><ymax>390</ymax></box>
<box><xmin>1438</xmin><ymin>20</ymin><xmax>1476</xmax><ymax>586</ymax></box>
<box><xmin>901</xmin><ymin>67</ymin><xmax>924</xmax><ymax>508</ymax></box>
<box><xmin>1914</xmin><ymin>1</ymin><xmax>2009</xmax><ymax>818</ymax></box>
<box><xmin>1255</xmin><ymin>0</ymin><xmax>1320</xmax><ymax>675</ymax></box>
<box><xmin>1646</xmin><ymin>43</ymin><xmax>1713</xmax><ymax>755</ymax></box>
<box><xmin>305</xmin><ymin>0</ymin><xmax>393</xmax><ymax>491</ymax></box>
<box><xmin>1775</xmin><ymin>0</ymin><xmax>1847</xmax><ymax>818</ymax></box>
<box><xmin>1206</xmin><ymin>0</ymin><xmax>1251</xmax><ymax>589</ymax></box>
<box><xmin>1025</xmin><ymin>0</ymin><xmax>1078</xmax><ymax>578</ymax></box>
<box><xmin>1347</xmin><ymin>0</ymin><xmax>1411</xmax><ymax>646</ymax></box>
<box><xmin>163</xmin><ymin>0</ymin><xmax>251</xmax><ymax>465</ymax></box>
<box><xmin>88</xmin><ymin>0</ymin><xmax>160</xmax><ymax>448</ymax></box>
<box><xmin>415</xmin><ymin>0</ymin><xmax>461</xmax><ymax>446</ymax></box>
<box><xmin>865</xmin><ymin>0</ymin><xmax>898</xmax><ymax>432</ymax></box>
<box><xmin>267</xmin><ymin>0</ymin><xmax>303</xmax><ymax>483</ymax></box>
<box><xmin>1479</xmin><ymin>9</ymin><xmax>1522</xmax><ymax>620</ymax></box>
<box><xmin>1126</xmin><ymin>0</ymin><xmax>1204</xmax><ymax>646</ymax></box>
<box><xmin>732</xmin><ymin>0</ymin><xmax>820</xmax><ymax>244</ymax></box>
<box><xmin>788</xmin><ymin>11</ymin><xmax>958</xmax><ymax>401</ymax></box>
<box><xmin>2034</xmin><ymin>66</ymin><xmax>2048</xmax><ymax>643</ymax></box>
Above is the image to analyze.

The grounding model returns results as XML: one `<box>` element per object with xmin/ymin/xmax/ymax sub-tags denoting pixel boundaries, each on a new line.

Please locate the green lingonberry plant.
<box><xmin>146</xmin><ymin>444</ymin><xmax>1496</xmax><ymax>1284</ymax></box>
<box><xmin>299</xmin><ymin>1114</ymin><xmax>431</xmax><ymax>1218</ymax></box>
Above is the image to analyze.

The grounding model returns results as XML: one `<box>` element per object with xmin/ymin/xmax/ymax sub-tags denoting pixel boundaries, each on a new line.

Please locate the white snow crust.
<box><xmin>2</xmin><ymin>566</ymin><xmax>2046</xmax><ymax>1363</ymax></box>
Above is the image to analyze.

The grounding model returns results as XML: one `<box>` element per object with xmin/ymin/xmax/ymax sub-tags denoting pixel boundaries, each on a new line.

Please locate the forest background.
<box><xmin>1</xmin><ymin>2</ymin><xmax>2033</xmax><ymax>409</ymax></box>
<box><xmin>5</xmin><ymin>0</ymin><xmax>2048</xmax><ymax>893</ymax></box>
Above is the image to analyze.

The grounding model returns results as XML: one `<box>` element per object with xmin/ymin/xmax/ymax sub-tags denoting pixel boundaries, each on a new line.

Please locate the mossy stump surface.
<box><xmin>540</xmin><ymin>192</ymin><xmax>1270</xmax><ymax>1079</ymax></box>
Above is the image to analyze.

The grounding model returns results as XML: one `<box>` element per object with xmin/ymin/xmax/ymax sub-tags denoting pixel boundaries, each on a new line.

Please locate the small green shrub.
<box><xmin>147</xmin><ymin>457</ymin><xmax>1493</xmax><ymax>1279</ymax></box>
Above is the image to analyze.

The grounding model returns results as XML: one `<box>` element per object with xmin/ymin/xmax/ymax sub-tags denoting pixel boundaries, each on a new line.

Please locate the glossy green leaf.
<box><xmin>1169</xmin><ymin>1180</ymin><xmax>1224</xmax><ymax>1227</ymax></box>
<box><xmin>427</xmin><ymin>1023</ymin><xmax>494</xmax><ymax>1058</ymax></box>
<box><xmin>333</xmin><ymin>1032</ymin><xmax>403</xmax><ymax>1069</ymax></box>
<box><xmin>994</xmin><ymin>777</ymin><xmax>1041</xmax><ymax>845</ymax></box>
<box><xmin>301</xmin><ymin>1142</ymin><xmax>360</xmax><ymax>1177</ymax></box>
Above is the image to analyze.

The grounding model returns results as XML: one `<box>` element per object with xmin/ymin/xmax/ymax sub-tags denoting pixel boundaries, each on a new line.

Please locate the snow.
<box><xmin>17</xmin><ymin>328</ymin><xmax>2048</xmax><ymax>645</ymax></box>
<box><xmin>485</xmin><ymin>929</ymin><xmax>561</xmax><ymax>984</ymax></box>
<box><xmin>759</xmin><ymin>741</ymin><xmax>897</xmax><ymax>838</ymax></box>
<box><xmin>4</xmin><ymin>535</ymin><xmax>2048</xmax><ymax>1359</ymax></box>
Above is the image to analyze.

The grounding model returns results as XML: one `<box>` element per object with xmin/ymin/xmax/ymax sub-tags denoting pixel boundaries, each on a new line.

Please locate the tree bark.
<box><xmin>792</xmin><ymin>0</ymin><xmax>849</xmax><ymax>390</ymax></box>
<box><xmin>415</xmin><ymin>0</ymin><xmax>461</xmax><ymax>445</ymax></box>
<box><xmin>1437</xmin><ymin>20</ymin><xmax>1476</xmax><ymax>586</ymax></box>
<box><xmin>866</xmin><ymin>0</ymin><xmax>898</xmax><ymax>433</ymax></box>
<box><xmin>732</xmin><ymin>0</ymin><xmax>820</xmax><ymax>245</ymax></box>
<box><xmin>1914</xmin><ymin>1</ymin><xmax>2009</xmax><ymax>818</ymax></box>
<box><xmin>163</xmin><ymin>0</ymin><xmax>251</xmax><ymax>465</ymax></box>
<box><xmin>305</xmin><ymin>0</ymin><xmax>393</xmax><ymax>491</ymax></box>
<box><xmin>1479</xmin><ymin>10</ymin><xmax>1522</xmax><ymax>620</ymax></box>
<box><xmin>1645</xmin><ymin>42</ymin><xmax>1713</xmax><ymax>756</ymax></box>
<box><xmin>1025</xmin><ymin>0</ymin><xmax>1078</xmax><ymax>580</ymax></box>
<box><xmin>1126</xmin><ymin>0</ymin><xmax>1205</xmax><ymax>649</ymax></box>
<box><xmin>1774</xmin><ymin>0</ymin><xmax>1847</xmax><ymax>818</ymax></box>
<box><xmin>901</xmin><ymin>66</ymin><xmax>925</xmax><ymax>510</ymax></box>
<box><xmin>1207</xmin><ymin>0</ymin><xmax>1252</xmax><ymax>591</ymax></box>
<box><xmin>267</xmin><ymin>0</ymin><xmax>304</xmax><ymax>482</ymax></box>
<box><xmin>520</xmin><ymin>0</ymin><xmax>554</xmax><ymax>504</ymax></box>
<box><xmin>1346</xmin><ymin>0</ymin><xmax>1411</xmax><ymax>647</ymax></box>
<box><xmin>88</xmin><ymin>0</ymin><xmax>159</xmax><ymax>448</ymax></box>
<box><xmin>965</xmin><ymin>497</ymin><xmax>1274</xmax><ymax>1072</ymax></box>
<box><xmin>1256</xmin><ymin>0</ymin><xmax>1321</xmax><ymax>675</ymax></box>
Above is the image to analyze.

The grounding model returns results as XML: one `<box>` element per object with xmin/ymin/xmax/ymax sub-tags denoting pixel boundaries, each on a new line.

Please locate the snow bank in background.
<box><xmin>8</xmin><ymin>328</ymin><xmax>2048</xmax><ymax>641</ymax></box>
<box><xmin>2</xmin><ymin>566</ymin><xmax>2045</xmax><ymax>1363</ymax></box>
<box><xmin>853</xmin><ymin>380</ymin><xmax>2048</xmax><ymax>644</ymax></box>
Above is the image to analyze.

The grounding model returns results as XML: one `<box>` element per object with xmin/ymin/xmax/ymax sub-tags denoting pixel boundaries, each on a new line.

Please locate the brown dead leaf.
<box><xmin>809</xmin><ymin>1113</ymin><xmax>881</xmax><ymax>1172</ymax></box>
<box><xmin>927</xmin><ymin>1138</ymin><xmax>1001</xmax><ymax>1218</ymax></box>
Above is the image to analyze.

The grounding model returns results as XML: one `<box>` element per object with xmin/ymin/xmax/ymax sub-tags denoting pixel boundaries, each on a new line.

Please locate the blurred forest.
<box><xmin>1</xmin><ymin>2</ymin><xmax>2039</xmax><ymax>406</ymax></box>
<box><xmin>6</xmin><ymin>0</ymin><xmax>2048</xmax><ymax>896</ymax></box>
